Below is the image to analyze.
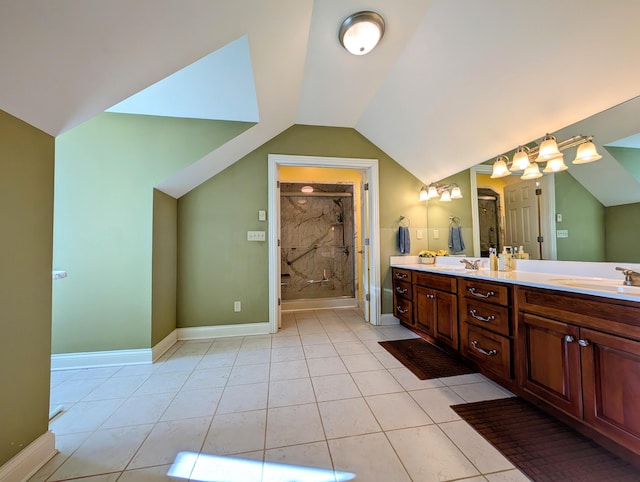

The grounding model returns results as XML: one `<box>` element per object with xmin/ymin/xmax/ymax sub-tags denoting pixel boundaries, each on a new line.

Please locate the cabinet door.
<box><xmin>581</xmin><ymin>328</ymin><xmax>640</xmax><ymax>452</ymax></box>
<box><xmin>413</xmin><ymin>285</ymin><xmax>435</xmax><ymax>336</ymax></box>
<box><xmin>435</xmin><ymin>291</ymin><xmax>458</xmax><ymax>350</ymax></box>
<box><xmin>518</xmin><ymin>313</ymin><xmax>582</xmax><ymax>418</ymax></box>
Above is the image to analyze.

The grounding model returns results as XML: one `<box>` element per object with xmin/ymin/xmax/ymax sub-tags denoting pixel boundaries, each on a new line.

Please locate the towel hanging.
<box><xmin>398</xmin><ymin>226</ymin><xmax>411</xmax><ymax>254</ymax></box>
<box><xmin>449</xmin><ymin>225</ymin><xmax>465</xmax><ymax>253</ymax></box>
<box><xmin>449</xmin><ymin>216</ymin><xmax>461</xmax><ymax>226</ymax></box>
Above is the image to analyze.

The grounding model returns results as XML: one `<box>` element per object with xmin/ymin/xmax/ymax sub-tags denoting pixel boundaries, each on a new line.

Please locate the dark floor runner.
<box><xmin>452</xmin><ymin>397</ymin><xmax>640</xmax><ymax>481</ymax></box>
<box><xmin>378</xmin><ymin>338</ymin><xmax>475</xmax><ymax>380</ymax></box>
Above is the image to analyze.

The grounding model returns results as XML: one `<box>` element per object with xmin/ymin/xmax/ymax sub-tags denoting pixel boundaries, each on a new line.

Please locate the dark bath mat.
<box><xmin>378</xmin><ymin>338</ymin><xmax>475</xmax><ymax>380</ymax></box>
<box><xmin>452</xmin><ymin>397</ymin><xmax>640</xmax><ymax>482</ymax></box>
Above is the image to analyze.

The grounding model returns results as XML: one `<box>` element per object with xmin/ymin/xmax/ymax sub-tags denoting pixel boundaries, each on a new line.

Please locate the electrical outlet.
<box><xmin>247</xmin><ymin>231</ymin><xmax>266</xmax><ymax>241</ymax></box>
<box><xmin>258</xmin><ymin>210</ymin><xmax>267</xmax><ymax>221</ymax></box>
<box><xmin>557</xmin><ymin>229</ymin><xmax>569</xmax><ymax>238</ymax></box>
<box><xmin>234</xmin><ymin>301</ymin><xmax>241</xmax><ymax>312</ymax></box>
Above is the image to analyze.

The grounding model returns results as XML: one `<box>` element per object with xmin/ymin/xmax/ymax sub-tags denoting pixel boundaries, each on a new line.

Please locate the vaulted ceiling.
<box><xmin>2</xmin><ymin>1</ymin><xmax>640</xmax><ymax>201</ymax></box>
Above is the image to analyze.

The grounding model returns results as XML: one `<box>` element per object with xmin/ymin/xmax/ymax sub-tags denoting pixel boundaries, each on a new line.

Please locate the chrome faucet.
<box><xmin>460</xmin><ymin>259</ymin><xmax>480</xmax><ymax>270</ymax></box>
<box><xmin>616</xmin><ymin>267</ymin><xmax>640</xmax><ymax>286</ymax></box>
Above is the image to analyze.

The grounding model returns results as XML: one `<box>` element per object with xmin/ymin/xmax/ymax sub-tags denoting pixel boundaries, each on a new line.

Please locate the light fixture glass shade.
<box><xmin>450</xmin><ymin>185</ymin><xmax>463</xmax><ymax>199</ymax></box>
<box><xmin>521</xmin><ymin>162</ymin><xmax>543</xmax><ymax>180</ymax></box>
<box><xmin>572</xmin><ymin>140</ymin><xmax>602</xmax><ymax>164</ymax></box>
<box><xmin>339</xmin><ymin>11</ymin><xmax>385</xmax><ymax>55</ymax></box>
<box><xmin>490</xmin><ymin>157</ymin><xmax>510</xmax><ymax>178</ymax></box>
<box><xmin>301</xmin><ymin>185</ymin><xmax>314</xmax><ymax>193</ymax></box>
<box><xmin>440</xmin><ymin>190</ymin><xmax>452</xmax><ymax>202</ymax></box>
<box><xmin>510</xmin><ymin>147</ymin><xmax>531</xmax><ymax>171</ymax></box>
<box><xmin>535</xmin><ymin>134</ymin><xmax>560</xmax><ymax>162</ymax></box>
<box><xmin>542</xmin><ymin>153</ymin><xmax>568</xmax><ymax>172</ymax></box>
<box><xmin>419</xmin><ymin>186</ymin><xmax>428</xmax><ymax>201</ymax></box>
<box><xmin>427</xmin><ymin>184</ymin><xmax>439</xmax><ymax>199</ymax></box>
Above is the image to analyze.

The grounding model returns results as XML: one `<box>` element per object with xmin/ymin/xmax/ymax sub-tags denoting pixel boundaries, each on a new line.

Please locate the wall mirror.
<box><xmin>439</xmin><ymin>95</ymin><xmax>640</xmax><ymax>264</ymax></box>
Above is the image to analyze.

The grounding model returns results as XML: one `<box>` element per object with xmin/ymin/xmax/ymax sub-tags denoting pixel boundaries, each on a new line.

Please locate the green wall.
<box><xmin>177</xmin><ymin>125</ymin><xmax>427</xmax><ymax>324</ymax></box>
<box><xmin>554</xmin><ymin>171</ymin><xmax>605</xmax><ymax>261</ymax></box>
<box><xmin>53</xmin><ymin>113</ymin><xmax>252</xmax><ymax>353</ymax></box>
<box><xmin>152</xmin><ymin>189</ymin><xmax>178</xmax><ymax>346</ymax></box>
<box><xmin>605</xmin><ymin>202</ymin><xmax>640</xmax><ymax>262</ymax></box>
<box><xmin>0</xmin><ymin>110</ymin><xmax>54</xmax><ymax>465</ymax></box>
<box><xmin>606</xmin><ymin>146</ymin><xmax>640</xmax><ymax>181</ymax></box>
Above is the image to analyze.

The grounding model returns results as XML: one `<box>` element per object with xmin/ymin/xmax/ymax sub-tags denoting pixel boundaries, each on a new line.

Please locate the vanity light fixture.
<box><xmin>339</xmin><ymin>11</ymin><xmax>385</xmax><ymax>56</ymax></box>
<box><xmin>419</xmin><ymin>182</ymin><xmax>463</xmax><ymax>202</ymax></box>
<box><xmin>491</xmin><ymin>133</ymin><xmax>602</xmax><ymax>180</ymax></box>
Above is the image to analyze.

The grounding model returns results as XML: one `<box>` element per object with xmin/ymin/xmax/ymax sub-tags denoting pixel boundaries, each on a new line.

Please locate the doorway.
<box><xmin>268</xmin><ymin>155</ymin><xmax>380</xmax><ymax>333</ymax></box>
<box><xmin>279</xmin><ymin>182</ymin><xmax>357</xmax><ymax>310</ymax></box>
<box><xmin>477</xmin><ymin>187</ymin><xmax>502</xmax><ymax>257</ymax></box>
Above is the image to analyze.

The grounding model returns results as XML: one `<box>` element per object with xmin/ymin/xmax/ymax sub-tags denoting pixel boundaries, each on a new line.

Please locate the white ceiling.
<box><xmin>2</xmin><ymin>0</ymin><xmax>640</xmax><ymax>199</ymax></box>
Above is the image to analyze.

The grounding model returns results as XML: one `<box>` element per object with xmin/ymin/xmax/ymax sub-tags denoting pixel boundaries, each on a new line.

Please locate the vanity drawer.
<box><xmin>394</xmin><ymin>298</ymin><xmax>413</xmax><ymax>325</ymax></box>
<box><xmin>413</xmin><ymin>271</ymin><xmax>457</xmax><ymax>293</ymax></box>
<box><xmin>460</xmin><ymin>279</ymin><xmax>509</xmax><ymax>306</ymax></box>
<box><xmin>392</xmin><ymin>268</ymin><xmax>412</xmax><ymax>283</ymax></box>
<box><xmin>393</xmin><ymin>280</ymin><xmax>412</xmax><ymax>300</ymax></box>
<box><xmin>460</xmin><ymin>298</ymin><xmax>510</xmax><ymax>336</ymax></box>
<box><xmin>461</xmin><ymin>322</ymin><xmax>512</xmax><ymax>380</ymax></box>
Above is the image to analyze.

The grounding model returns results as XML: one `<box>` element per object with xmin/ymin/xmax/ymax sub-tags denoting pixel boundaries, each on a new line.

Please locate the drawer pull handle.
<box><xmin>395</xmin><ymin>273</ymin><xmax>408</xmax><ymax>279</ymax></box>
<box><xmin>564</xmin><ymin>335</ymin><xmax>575</xmax><ymax>343</ymax></box>
<box><xmin>471</xmin><ymin>340</ymin><xmax>498</xmax><ymax>356</ymax></box>
<box><xmin>469</xmin><ymin>309</ymin><xmax>495</xmax><ymax>323</ymax></box>
<box><xmin>397</xmin><ymin>306</ymin><xmax>408</xmax><ymax>314</ymax></box>
<box><xmin>395</xmin><ymin>287</ymin><xmax>408</xmax><ymax>294</ymax></box>
<box><xmin>578</xmin><ymin>339</ymin><xmax>591</xmax><ymax>347</ymax></box>
<box><xmin>468</xmin><ymin>287</ymin><xmax>495</xmax><ymax>299</ymax></box>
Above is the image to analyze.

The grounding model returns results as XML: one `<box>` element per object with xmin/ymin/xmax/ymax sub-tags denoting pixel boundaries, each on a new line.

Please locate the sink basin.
<box><xmin>550</xmin><ymin>278</ymin><xmax>640</xmax><ymax>296</ymax></box>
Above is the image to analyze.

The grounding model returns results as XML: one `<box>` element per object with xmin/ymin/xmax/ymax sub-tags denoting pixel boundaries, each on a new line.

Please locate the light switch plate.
<box><xmin>247</xmin><ymin>231</ymin><xmax>266</xmax><ymax>241</ymax></box>
<box><xmin>433</xmin><ymin>229</ymin><xmax>440</xmax><ymax>239</ymax></box>
<box><xmin>258</xmin><ymin>210</ymin><xmax>267</xmax><ymax>221</ymax></box>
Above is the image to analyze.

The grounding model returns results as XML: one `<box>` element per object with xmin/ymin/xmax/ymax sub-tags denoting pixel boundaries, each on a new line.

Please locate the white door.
<box><xmin>504</xmin><ymin>179</ymin><xmax>540</xmax><ymax>259</ymax></box>
<box><xmin>360</xmin><ymin>172</ymin><xmax>370</xmax><ymax>322</ymax></box>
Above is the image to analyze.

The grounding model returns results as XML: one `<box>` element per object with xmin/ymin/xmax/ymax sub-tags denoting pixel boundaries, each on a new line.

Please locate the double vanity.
<box><xmin>390</xmin><ymin>256</ymin><xmax>640</xmax><ymax>464</ymax></box>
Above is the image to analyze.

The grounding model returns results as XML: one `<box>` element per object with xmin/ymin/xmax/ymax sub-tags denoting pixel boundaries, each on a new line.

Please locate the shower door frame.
<box><xmin>268</xmin><ymin>154</ymin><xmax>381</xmax><ymax>332</ymax></box>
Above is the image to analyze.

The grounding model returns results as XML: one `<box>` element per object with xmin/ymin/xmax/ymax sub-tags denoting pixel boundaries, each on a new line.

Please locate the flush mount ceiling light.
<box><xmin>339</xmin><ymin>11</ymin><xmax>385</xmax><ymax>56</ymax></box>
<box><xmin>300</xmin><ymin>185</ymin><xmax>314</xmax><ymax>193</ymax></box>
<box><xmin>491</xmin><ymin>133</ymin><xmax>602</xmax><ymax>180</ymax></box>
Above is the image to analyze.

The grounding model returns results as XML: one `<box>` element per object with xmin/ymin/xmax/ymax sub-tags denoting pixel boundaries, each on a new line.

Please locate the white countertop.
<box><xmin>390</xmin><ymin>256</ymin><xmax>640</xmax><ymax>303</ymax></box>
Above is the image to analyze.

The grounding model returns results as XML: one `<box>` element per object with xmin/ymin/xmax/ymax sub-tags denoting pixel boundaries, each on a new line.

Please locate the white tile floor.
<box><xmin>32</xmin><ymin>308</ymin><xmax>529</xmax><ymax>482</ymax></box>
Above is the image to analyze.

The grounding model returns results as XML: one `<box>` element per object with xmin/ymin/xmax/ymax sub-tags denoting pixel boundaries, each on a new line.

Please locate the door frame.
<box><xmin>268</xmin><ymin>154</ymin><xmax>380</xmax><ymax>333</ymax></box>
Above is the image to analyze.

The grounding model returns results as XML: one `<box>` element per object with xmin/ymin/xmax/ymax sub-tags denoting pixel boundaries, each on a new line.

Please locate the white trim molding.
<box><xmin>177</xmin><ymin>322</ymin><xmax>271</xmax><ymax>340</ymax></box>
<box><xmin>379</xmin><ymin>313</ymin><xmax>400</xmax><ymax>326</ymax></box>
<box><xmin>51</xmin><ymin>348</ymin><xmax>152</xmax><ymax>370</ymax></box>
<box><xmin>152</xmin><ymin>329</ymin><xmax>178</xmax><ymax>361</ymax></box>
<box><xmin>0</xmin><ymin>431</ymin><xmax>55</xmax><ymax>482</ymax></box>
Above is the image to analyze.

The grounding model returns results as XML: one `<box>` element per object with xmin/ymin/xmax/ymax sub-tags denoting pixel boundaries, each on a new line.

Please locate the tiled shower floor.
<box><xmin>32</xmin><ymin>309</ymin><xmax>527</xmax><ymax>481</ymax></box>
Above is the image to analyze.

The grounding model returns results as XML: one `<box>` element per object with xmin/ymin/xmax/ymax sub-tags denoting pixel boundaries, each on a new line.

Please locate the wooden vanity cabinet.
<box><xmin>412</xmin><ymin>271</ymin><xmax>458</xmax><ymax>349</ymax></box>
<box><xmin>517</xmin><ymin>286</ymin><xmax>640</xmax><ymax>455</ymax></box>
<box><xmin>392</xmin><ymin>268</ymin><xmax>414</xmax><ymax>327</ymax></box>
<box><xmin>459</xmin><ymin>279</ymin><xmax>514</xmax><ymax>383</ymax></box>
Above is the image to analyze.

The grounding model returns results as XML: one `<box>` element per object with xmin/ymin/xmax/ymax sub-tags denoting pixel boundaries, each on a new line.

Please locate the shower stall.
<box><xmin>477</xmin><ymin>187</ymin><xmax>502</xmax><ymax>256</ymax></box>
<box><xmin>280</xmin><ymin>182</ymin><xmax>356</xmax><ymax>309</ymax></box>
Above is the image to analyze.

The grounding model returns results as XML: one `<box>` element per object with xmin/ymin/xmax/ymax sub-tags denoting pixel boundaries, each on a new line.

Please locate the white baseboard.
<box><xmin>152</xmin><ymin>329</ymin><xmax>178</xmax><ymax>361</ymax></box>
<box><xmin>0</xmin><ymin>431</ymin><xmax>55</xmax><ymax>482</ymax></box>
<box><xmin>379</xmin><ymin>313</ymin><xmax>400</xmax><ymax>325</ymax></box>
<box><xmin>51</xmin><ymin>348</ymin><xmax>152</xmax><ymax>370</ymax></box>
<box><xmin>178</xmin><ymin>322</ymin><xmax>271</xmax><ymax>340</ymax></box>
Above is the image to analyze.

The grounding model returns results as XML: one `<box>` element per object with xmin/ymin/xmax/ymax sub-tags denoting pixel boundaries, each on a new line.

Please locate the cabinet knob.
<box><xmin>427</xmin><ymin>293</ymin><xmax>435</xmax><ymax>299</ymax></box>
<box><xmin>468</xmin><ymin>287</ymin><xmax>495</xmax><ymax>299</ymax></box>
<box><xmin>578</xmin><ymin>339</ymin><xmax>591</xmax><ymax>347</ymax></box>
<box><xmin>564</xmin><ymin>335</ymin><xmax>575</xmax><ymax>343</ymax></box>
<box><xmin>469</xmin><ymin>309</ymin><xmax>495</xmax><ymax>323</ymax></box>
